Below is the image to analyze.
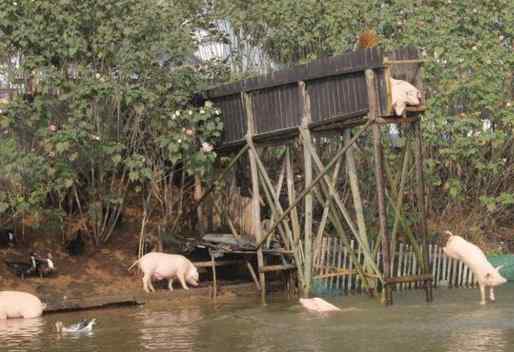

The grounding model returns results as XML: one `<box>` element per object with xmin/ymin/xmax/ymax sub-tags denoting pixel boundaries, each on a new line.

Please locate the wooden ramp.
<box><xmin>44</xmin><ymin>294</ymin><xmax>145</xmax><ymax>314</ymax></box>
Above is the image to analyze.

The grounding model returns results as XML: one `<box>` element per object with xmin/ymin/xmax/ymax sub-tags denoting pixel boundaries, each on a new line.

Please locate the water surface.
<box><xmin>2</xmin><ymin>284</ymin><xmax>514</xmax><ymax>352</ymax></box>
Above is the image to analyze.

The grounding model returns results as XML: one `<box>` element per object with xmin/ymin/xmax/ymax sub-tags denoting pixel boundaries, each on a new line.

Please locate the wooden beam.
<box><xmin>260</xmin><ymin>264</ymin><xmax>297</xmax><ymax>273</ymax></box>
<box><xmin>299</xmin><ymin>80</ymin><xmax>313</xmax><ymax>297</ymax></box>
<box><xmin>194</xmin><ymin>260</ymin><xmax>245</xmax><ymax>268</ymax></box>
<box><xmin>246</xmin><ymin>261</ymin><xmax>261</xmax><ymax>291</ymax></box>
<box><xmin>45</xmin><ymin>295</ymin><xmax>144</xmax><ymax>313</ymax></box>
<box><xmin>413</xmin><ymin>119</ymin><xmax>433</xmax><ymax>302</ymax></box>
<box><xmin>243</xmin><ymin>92</ymin><xmax>266</xmax><ymax>302</ymax></box>
<box><xmin>366</xmin><ymin>69</ymin><xmax>393</xmax><ymax>305</ymax></box>
<box><xmin>255</xmin><ymin>119</ymin><xmax>373</xmax><ymax>249</ymax></box>
<box><xmin>384</xmin><ymin>274</ymin><xmax>433</xmax><ymax>285</ymax></box>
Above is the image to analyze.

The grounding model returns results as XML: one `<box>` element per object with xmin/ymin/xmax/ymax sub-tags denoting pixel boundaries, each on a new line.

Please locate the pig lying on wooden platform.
<box><xmin>0</xmin><ymin>291</ymin><xmax>46</xmax><ymax>319</ymax></box>
<box><xmin>129</xmin><ymin>252</ymin><xmax>199</xmax><ymax>293</ymax></box>
<box><xmin>443</xmin><ymin>231</ymin><xmax>507</xmax><ymax>305</ymax></box>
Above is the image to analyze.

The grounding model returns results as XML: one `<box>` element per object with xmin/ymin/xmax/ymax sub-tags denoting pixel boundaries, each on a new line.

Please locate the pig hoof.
<box><xmin>480</xmin><ymin>301</ymin><xmax>486</xmax><ymax>305</ymax></box>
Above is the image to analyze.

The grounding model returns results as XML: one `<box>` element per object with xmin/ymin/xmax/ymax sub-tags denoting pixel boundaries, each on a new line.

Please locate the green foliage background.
<box><xmin>0</xmin><ymin>0</ymin><xmax>513</xmax><ymax>243</ymax></box>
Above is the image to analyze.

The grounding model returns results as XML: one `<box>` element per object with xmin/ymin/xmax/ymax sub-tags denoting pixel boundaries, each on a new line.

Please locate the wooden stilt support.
<box><xmin>246</xmin><ymin>261</ymin><xmax>261</xmax><ymax>291</ymax></box>
<box><xmin>244</xmin><ymin>92</ymin><xmax>266</xmax><ymax>303</ymax></box>
<box><xmin>413</xmin><ymin>119</ymin><xmax>433</xmax><ymax>303</ymax></box>
<box><xmin>299</xmin><ymin>81</ymin><xmax>313</xmax><ymax>297</ymax></box>
<box><xmin>366</xmin><ymin>69</ymin><xmax>393</xmax><ymax>305</ymax></box>
<box><xmin>210</xmin><ymin>253</ymin><xmax>217</xmax><ymax>299</ymax></box>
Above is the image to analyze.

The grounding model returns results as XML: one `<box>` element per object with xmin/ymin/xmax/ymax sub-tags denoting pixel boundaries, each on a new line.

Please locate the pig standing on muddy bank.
<box><xmin>443</xmin><ymin>231</ymin><xmax>507</xmax><ymax>305</ymax></box>
<box><xmin>129</xmin><ymin>252</ymin><xmax>199</xmax><ymax>293</ymax></box>
<box><xmin>0</xmin><ymin>291</ymin><xmax>46</xmax><ymax>319</ymax></box>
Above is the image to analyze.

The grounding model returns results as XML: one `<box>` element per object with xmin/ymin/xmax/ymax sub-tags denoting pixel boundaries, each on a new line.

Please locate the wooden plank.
<box><xmin>260</xmin><ymin>264</ymin><xmax>297</xmax><ymax>273</ymax></box>
<box><xmin>194</xmin><ymin>260</ymin><xmax>245</xmax><ymax>268</ymax></box>
<box><xmin>45</xmin><ymin>295</ymin><xmax>144</xmax><ymax>313</ymax></box>
<box><xmin>384</xmin><ymin>274</ymin><xmax>433</xmax><ymax>285</ymax></box>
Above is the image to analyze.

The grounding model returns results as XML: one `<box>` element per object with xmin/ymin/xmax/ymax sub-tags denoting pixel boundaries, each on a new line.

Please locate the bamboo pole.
<box><xmin>211</xmin><ymin>253</ymin><xmax>217</xmax><ymax>299</ymax></box>
<box><xmin>243</xmin><ymin>92</ymin><xmax>266</xmax><ymax>302</ymax></box>
<box><xmin>366</xmin><ymin>69</ymin><xmax>392</xmax><ymax>305</ymax></box>
<box><xmin>413</xmin><ymin>120</ymin><xmax>432</xmax><ymax>301</ymax></box>
<box><xmin>344</xmin><ymin>128</ymin><xmax>375</xmax><ymax>292</ymax></box>
<box><xmin>255</xmin><ymin>119</ymin><xmax>373</xmax><ymax>249</ymax></box>
<box><xmin>286</xmin><ymin>148</ymin><xmax>302</xmax><ymax>244</ymax></box>
<box><xmin>299</xmin><ymin>80</ymin><xmax>313</xmax><ymax>297</ymax></box>
<box><xmin>246</xmin><ymin>261</ymin><xmax>261</xmax><ymax>291</ymax></box>
<box><xmin>301</xmin><ymin>129</ymin><xmax>382</xmax><ymax>285</ymax></box>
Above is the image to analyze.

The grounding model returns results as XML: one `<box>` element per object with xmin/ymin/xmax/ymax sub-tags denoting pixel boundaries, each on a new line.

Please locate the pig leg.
<box><xmin>168</xmin><ymin>278</ymin><xmax>174</xmax><ymax>291</ymax></box>
<box><xmin>177</xmin><ymin>272</ymin><xmax>189</xmax><ymax>290</ymax></box>
<box><xmin>479</xmin><ymin>284</ymin><xmax>486</xmax><ymax>305</ymax></box>
<box><xmin>143</xmin><ymin>273</ymin><xmax>153</xmax><ymax>293</ymax></box>
<box><xmin>489</xmin><ymin>287</ymin><xmax>496</xmax><ymax>302</ymax></box>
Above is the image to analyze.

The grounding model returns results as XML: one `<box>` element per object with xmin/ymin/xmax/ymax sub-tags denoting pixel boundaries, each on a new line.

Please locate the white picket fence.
<box><xmin>313</xmin><ymin>237</ymin><xmax>477</xmax><ymax>294</ymax></box>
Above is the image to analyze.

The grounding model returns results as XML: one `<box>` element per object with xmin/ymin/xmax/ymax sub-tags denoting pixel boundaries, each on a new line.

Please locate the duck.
<box><xmin>4</xmin><ymin>253</ymin><xmax>38</xmax><ymax>279</ymax></box>
<box><xmin>35</xmin><ymin>253</ymin><xmax>56</xmax><ymax>278</ymax></box>
<box><xmin>55</xmin><ymin>318</ymin><xmax>96</xmax><ymax>333</ymax></box>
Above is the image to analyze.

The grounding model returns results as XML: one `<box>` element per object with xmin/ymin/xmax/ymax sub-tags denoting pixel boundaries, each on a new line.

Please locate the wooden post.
<box><xmin>413</xmin><ymin>120</ymin><xmax>432</xmax><ymax>302</ymax></box>
<box><xmin>344</xmin><ymin>128</ymin><xmax>374</xmax><ymax>292</ymax></box>
<box><xmin>243</xmin><ymin>92</ymin><xmax>266</xmax><ymax>303</ymax></box>
<box><xmin>299</xmin><ymin>80</ymin><xmax>313</xmax><ymax>297</ymax></box>
<box><xmin>366</xmin><ymin>69</ymin><xmax>393</xmax><ymax>305</ymax></box>
<box><xmin>211</xmin><ymin>253</ymin><xmax>217</xmax><ymax>299</ymax></box>
<box><xmin>194</xmin><ymin>175</ymin><xmax>205</xmax><ymax>235</ymax></box>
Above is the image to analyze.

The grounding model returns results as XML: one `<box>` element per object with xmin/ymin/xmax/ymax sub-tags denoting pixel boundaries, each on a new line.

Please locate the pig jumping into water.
<box><xmin>0</xmin><ymin>291</ymin><xmax>46</xmax><ymax>319</ymax></box>
<box><xmin>443</xmin><ymin>231</ymin><xmax>507</xmax><ymax>305</ymax></box>
<box><xmin>128</xmin><ymin>252</ymin><xmax>199</xmax><ymax>293</ymax></box>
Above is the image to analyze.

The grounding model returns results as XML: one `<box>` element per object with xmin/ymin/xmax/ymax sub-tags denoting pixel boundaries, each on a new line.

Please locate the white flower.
<box><xmin>188</xmin><ymin>110</ymin><xmax>193</xmax><ymax>116</ymax></box>
<box><xmin>91</xmin><ymin>134</ymin><xmax>100</xmax><ymax>141</ymax></box>
<box><xmin>201</xmin><ymin>142</ymin><xmax>213</xmax><ymax>153</ymax></box>
<box><xmin>48</xmin><ymin>124</ymin><xmax>57</xmax><ymax>132</ymax></box>
<box><xmin>472</xmin><ymin>46</ymin><xmax>478</xmax><ymax>50</ymax></box>
<box><xmin>175</xmin><ymin>111</ymin><xmax>181</xmax><ymax>117</ymax></box>
<box><xmin>185</xmin><ymin>128</ymin><xmax>193</xmax><ymax>136</ymax></box>
<box><xmin>200</xmin><ymin>109</ymin><xmax>205</xmax><ymax>114</ymax></box>
<box><xmin>215</xmin><ymin>109</ymin><xmax>221</xmax><ymax>115</ymax></box>
<box><xmin>205</xmin><ymin>101</ymin><xmax>213</xmax><ymax>108</ymax></box>
<box><xmin>95</xmin><ymin>73</ymin><xmax>101</xmax><ymax>79</ymax></box>
<box><xmin>499</xmin><ymin>35</ymin><xmax>505</xmax><ymax>41</ymax></box>
<box><xmin>178</xmin><ymin>139</ymin><xmax>182</xmax><ymax>143</ymax></box>
<box><xmin>506</xmin><ymin>102</ymin><xmax>512</xmax><ymax>107</ymax></box>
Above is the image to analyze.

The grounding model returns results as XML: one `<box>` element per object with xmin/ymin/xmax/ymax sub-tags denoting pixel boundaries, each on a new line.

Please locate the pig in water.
<box><xmin>299</xmin><ymin>298</ymin><xmax>341</xmax><ymax>313</ymax></box>
<box><xmin>0</xmin><ymin>291</ymin><xmax>46</xmax><ymax>319</ymax></box>
<box><xmin>443</xmin><ymin>231</ymin><xmax>507</xmax><ymax>305</ymax></box>
<box><xmin>128</xmin><ymin>252</ymin><xmax>199</xmax><ymax>293</ymax></box>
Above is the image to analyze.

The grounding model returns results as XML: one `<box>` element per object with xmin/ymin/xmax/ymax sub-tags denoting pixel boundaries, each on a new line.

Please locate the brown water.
<box><xmin>2</xmin><ymin>284</ymin><xmax>514</xmax><ymax>352</ymax></box>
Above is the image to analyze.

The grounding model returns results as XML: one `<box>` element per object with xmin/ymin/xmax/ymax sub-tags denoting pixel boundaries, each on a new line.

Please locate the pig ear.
<box><xmin>485</xmin><ymin>273</ymin><xmax>491</xmax><ymax>278</ymax></box>
<box><xmin>496</xmin><ymin>265</ymin><xmax>504</xmax><ymax>272</ymax></box>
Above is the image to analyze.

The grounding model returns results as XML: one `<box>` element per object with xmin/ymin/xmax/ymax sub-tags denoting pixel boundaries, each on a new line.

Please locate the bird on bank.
<box><xmin>55</xmin><ymin>318</ymin><xmax>96</xmax><ymax>333</ymax></box>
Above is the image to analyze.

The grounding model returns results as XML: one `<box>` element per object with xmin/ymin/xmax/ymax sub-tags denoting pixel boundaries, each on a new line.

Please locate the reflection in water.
<box><xmin>0</xmin><ymin>318</ymin><xmax>43</xmax><ymax>352</ymax></box>
<box><xmin>447</xmin><ymin>328</ymin><xmax>507</xmax><ymax>352</ymax></box>
<box><xmin>137</xmin><ymin>308</ymin><xmax>202</xmax><ymax>351</ymax></box>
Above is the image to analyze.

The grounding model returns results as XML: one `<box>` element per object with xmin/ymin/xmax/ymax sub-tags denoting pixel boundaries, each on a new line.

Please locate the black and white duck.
<box><xmin>55</xmin><ymin>318</ymin><xmax>96</xmax><ymax>333</ymax></box>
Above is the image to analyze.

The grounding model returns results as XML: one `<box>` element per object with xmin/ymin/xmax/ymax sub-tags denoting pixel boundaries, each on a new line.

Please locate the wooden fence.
<box><xmin>313</xmin><ymin>237</ymin><xmax>477</xmax><ymax>295</ymax></box>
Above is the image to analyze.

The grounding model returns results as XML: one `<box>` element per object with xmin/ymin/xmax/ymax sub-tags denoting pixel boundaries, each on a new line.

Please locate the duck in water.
<box><xmin>55</xmin><ymin>318</ymin><xmax>96</xmax><ymax>333</ymax></box>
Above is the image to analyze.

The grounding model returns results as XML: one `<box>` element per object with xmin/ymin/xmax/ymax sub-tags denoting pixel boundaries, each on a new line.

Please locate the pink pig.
<box><xmin>0</xmin><ymin>291</ymin><xmax>46</xmax><ymax>319</ymax></box>
<box><xmin>129</xmin><ymin>252</ymin><xmax>199</xmax><ymax>293</ymax></box>
<box><xmin>443</xmin><ymin>231</ymin><xmax>507</xmax><ymax>305</ymax></box>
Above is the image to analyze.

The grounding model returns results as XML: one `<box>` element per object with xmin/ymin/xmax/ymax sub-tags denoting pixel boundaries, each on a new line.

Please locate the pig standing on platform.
<box><xmin>443</xmin><ymin>231</ymin><xmax>507</xmax><ymax>305</ymax></box>
<box><xmin>0</xmin><ymin>291</ymin><xmax>46</xmax><ymax>319</ymax></box>
<box><xmin>128</xmin><ymin>252</ymin><xmax>199</xmax><ymax>293</ymax></box>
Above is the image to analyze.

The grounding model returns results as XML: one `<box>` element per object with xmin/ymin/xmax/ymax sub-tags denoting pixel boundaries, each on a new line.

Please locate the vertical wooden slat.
<box><xmin>349</xmin><ymin>240</ymin><xmax>355</xmax><ymax>292</ymax></box>
<box><xmin>342</xmin><ymin>244</ymin><xmax>349</xmax><ymax>292</ymax></box>
<box><xmin>335</xmin><ymin>238</ymin><xmax>343</xmax><ymax>291</ymax></box>
<box><xmin>397</xmin><ymin>243</ymin><xmax>404</xmax><ymax>291</ymax></box>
